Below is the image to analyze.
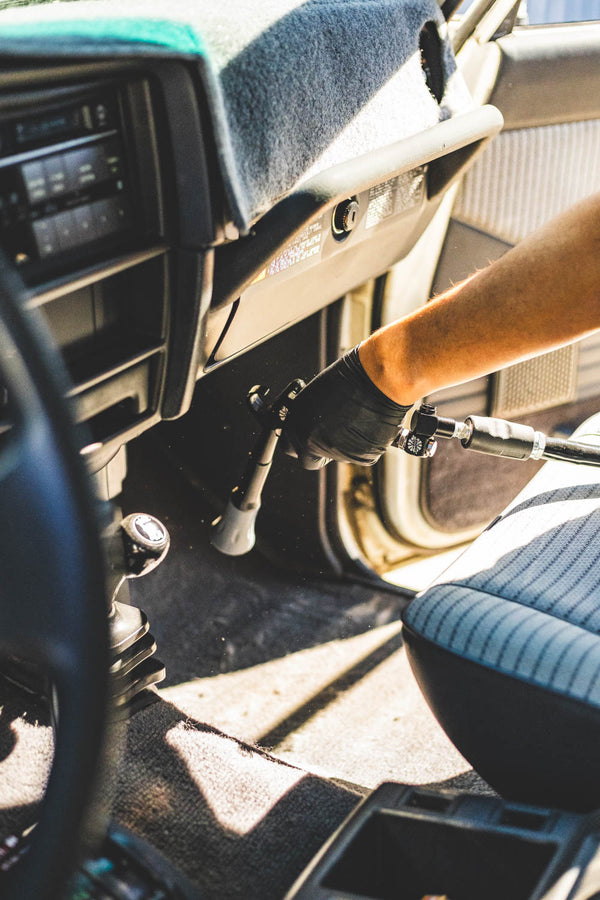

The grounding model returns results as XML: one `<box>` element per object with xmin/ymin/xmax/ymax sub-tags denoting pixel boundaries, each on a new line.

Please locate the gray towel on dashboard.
<box><xmin>0</xmin><ymin>0</ymin><xmax>471</xmax><ymax>231</ymax></box>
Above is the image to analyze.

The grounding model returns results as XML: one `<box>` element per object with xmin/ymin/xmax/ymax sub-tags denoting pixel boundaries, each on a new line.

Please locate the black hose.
<box><xmin>543</xmin><ymin>437</ymin><xmax>600</xmax><ymax>467</ymax></box>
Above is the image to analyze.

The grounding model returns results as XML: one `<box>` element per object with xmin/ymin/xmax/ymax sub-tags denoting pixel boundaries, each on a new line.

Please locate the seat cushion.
<box><xmin>402</xmin><ymin>412</ymin><xmax>600</xmax><ymax>810</ymax></box>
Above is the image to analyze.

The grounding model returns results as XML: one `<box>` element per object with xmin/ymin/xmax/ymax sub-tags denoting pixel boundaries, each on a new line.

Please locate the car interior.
<box><xmin>1</xmin><ymin>0</ymin><xmax>600</xmax><ymax>898</ymax></box>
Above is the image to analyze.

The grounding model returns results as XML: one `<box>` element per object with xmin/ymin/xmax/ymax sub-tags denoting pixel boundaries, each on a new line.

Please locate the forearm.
<box><xmin>360</xmin><ymin>192</ymin><xmax>600</xmax><ymax>406</ymax></box>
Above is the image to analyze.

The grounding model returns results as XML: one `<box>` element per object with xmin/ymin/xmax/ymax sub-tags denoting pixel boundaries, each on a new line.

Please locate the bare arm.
<box><xmin>359</xmin><ymin>192</ymin><xmax>600</xmax><ymax>406</ymax></box>
<box><xmin>284</xmin><ymin>193</ymin><xmax>600</xmax><ymax>468</ymax></box>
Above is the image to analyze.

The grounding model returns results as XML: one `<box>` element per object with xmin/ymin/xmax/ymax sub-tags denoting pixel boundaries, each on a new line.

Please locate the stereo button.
<box><xmin>93</xmin><ymin>196</ymin><xmax>132</xmax><ymax>238</ymax></box>
<box><xmin>43</xmin><ymin>155</ymin><xmax>69</xmax><ymax>197</ymax></box>
<box><xmin>92</xmin><ymin>199</ymin><xmax>113</xmax><ymax>238</ymax></box>
<box><xmin>93</xmin><ymin>198</ymin><xmax>119</xmax><ymax>237</ymax></box>
<box><xmin>53</xmin><ymin>210</ymin><xmax>78</xmax><ymax>252</ymax></box>
<box><xmin>21</xmin><ymin>161</ymin><xmax>48</xmax><ymax>204</ymax></box>
<box><xmin>103</xmin><ymin>140</ymin><xmax>123</xmax><ymax>178</ymax></box>
<box><xmin>73</xmin><ymin>205</ymin><xmax>97</xmax><ymax>241</ymax></box>
<box><xmin>32</xmin><ymin>218</ymin><xmax>59</xmax><ymax>258</ymax></box>
<box><xmin>93</xmin><ymin>102</ymin><xmax>110</xmax><ymax>129</ymax></box>
<box><xmin>67</xmin><ymin>146</ymin><xmax>108</xmax><ymax>189</ymax></box>
<box><xmin>112</xmin><ymin>196</ymin><xmax>132</xmax><ymax>230</ymax></box>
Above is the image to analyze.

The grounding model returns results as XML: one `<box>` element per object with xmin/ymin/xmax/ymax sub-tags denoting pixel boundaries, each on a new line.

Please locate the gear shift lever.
<box><xmin>1</xmin><ymin>512</ymin><xmax>170</xmax><ymax>717</ymax></box>
<box><xmin>120</xmin><ymin>513</ymin><xmax>170</xmax><ymax>579</ymax></box>
<box><xmin>110</xmin><ymin>512</ymin><xmax>170</xmax><ymax>714</ymax></box>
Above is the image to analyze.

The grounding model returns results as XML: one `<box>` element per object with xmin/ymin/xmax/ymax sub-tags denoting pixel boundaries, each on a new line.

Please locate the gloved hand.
<box><xmin>282</xmin><ymin>345</ymin><xmax>412</xmax><ymax>469</ymax></box>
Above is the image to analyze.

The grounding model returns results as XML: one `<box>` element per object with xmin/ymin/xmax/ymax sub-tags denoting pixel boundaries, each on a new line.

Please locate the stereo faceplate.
<box><xmin>0</xmin><ymin>89</ymin><xmax>136</xmax><ymax>273</ymax></box>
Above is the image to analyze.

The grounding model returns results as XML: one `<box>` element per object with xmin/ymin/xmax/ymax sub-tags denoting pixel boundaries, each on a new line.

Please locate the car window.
<box><xmin>522</xmin><ymin>0</ymin><xmax>600</xmax><ymax>23</ymax></box>
<box><xmin>457</xmin><ymin>0</ymin><xmax>600</xmax><ymax>22</ymax></box>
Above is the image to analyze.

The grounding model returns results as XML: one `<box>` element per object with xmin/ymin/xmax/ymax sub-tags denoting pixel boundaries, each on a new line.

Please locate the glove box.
<box><xmin>286</xmin><ymin>782</ymin><xmax>600</xmax><ymax>900</ymax></box>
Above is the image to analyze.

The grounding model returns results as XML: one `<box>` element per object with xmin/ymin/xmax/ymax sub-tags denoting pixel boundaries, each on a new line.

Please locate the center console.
<box><xmin>286</xmin><ymin>783</ymin><xmax>600</xmax><ymax>900</ymax></box>
<box><xmin>0</xmin><ymin>61</ymin><xmax>214</xmax><ymax>477</ymax></box>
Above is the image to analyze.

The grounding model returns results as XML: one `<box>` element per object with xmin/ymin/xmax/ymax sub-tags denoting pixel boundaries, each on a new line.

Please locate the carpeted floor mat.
<box><xmin>0</xmin><ymin>678</ymin><xmax>362</xmax><ymax>899</ymax></box>
<box><xmin>0</xmin><ymin>678</ymin><xmax>493</xmax><ymax>898</ymax></box>
<box><xmin>0</xmin><ymin>681</ymin><xmax>53</xmax><ymax>837</ymax></box>
<box><xmin>112</xmin><ymin>700</ymin><xmax>363</xmax><ymax>899</ymax></box>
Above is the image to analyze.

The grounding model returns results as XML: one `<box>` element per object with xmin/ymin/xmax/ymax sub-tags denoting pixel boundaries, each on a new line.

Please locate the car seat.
<box><xmin>402</xmin><ymin>411</ymin><xmax>600</xmax><ymax>811</ymax></box>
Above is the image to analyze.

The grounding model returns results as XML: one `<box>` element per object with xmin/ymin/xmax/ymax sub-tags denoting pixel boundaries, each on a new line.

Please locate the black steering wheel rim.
<box><xmin>0</xmin><ymin>254</ymin><xmax>110</xmax><ymax>899</ymax></box>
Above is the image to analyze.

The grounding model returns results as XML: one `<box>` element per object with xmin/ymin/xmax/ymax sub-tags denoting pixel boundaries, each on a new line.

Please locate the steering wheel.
<box><xmin>0</xmin><ymin>253</ymin><xmax>110</xmax><ymax>899</ymax></box>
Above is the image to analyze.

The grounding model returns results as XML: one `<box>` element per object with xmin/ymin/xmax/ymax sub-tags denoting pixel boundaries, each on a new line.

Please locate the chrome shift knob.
<box><xmin>120</xmin><ymin>512</ymin><xmax>170</xmax><ymax>578</ymax></box>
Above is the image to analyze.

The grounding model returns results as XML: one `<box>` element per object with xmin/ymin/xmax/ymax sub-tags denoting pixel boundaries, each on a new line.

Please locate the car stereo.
<box><xmin>0</xmin><ymin>89</ymin><xmax>135</xmax><ymax>274</ymax></box>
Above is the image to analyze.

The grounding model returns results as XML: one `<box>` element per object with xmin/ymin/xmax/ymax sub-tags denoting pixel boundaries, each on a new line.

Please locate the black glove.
<box><xmin>282</xmin><ymin>346</ymin><xmax>412</xmax><ymax>469</ymax></box>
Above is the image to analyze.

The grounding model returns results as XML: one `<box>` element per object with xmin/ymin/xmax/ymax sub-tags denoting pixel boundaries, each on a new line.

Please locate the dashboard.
<box><xmin>0</xmin><ymin>13</ymin><xmax>502</xmax><ymax>481</ymax></box>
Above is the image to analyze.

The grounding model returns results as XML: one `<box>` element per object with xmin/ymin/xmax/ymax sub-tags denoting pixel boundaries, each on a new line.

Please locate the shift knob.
<box><xmin>120</xmin><ymin>512</ymin><xmax>170</xmax><ymax>578</ymax></box>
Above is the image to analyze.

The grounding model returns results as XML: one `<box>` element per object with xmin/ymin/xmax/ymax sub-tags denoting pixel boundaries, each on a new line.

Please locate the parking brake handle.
<box><xmin>211</xmin><ymin>379</ymin><xmax>305</xmax><ymax>556</ymax></box>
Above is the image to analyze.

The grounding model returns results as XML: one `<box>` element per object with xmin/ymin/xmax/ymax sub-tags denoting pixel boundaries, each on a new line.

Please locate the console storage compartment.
<box><xmin>323</xmin><ymin>810</ymin><xmax>556</xmax><ymax>900</ymax></box>
<box><xmin>286</xmin><ymin>783</ymin><xmax>594</xmax><ymax>900</ymax></box>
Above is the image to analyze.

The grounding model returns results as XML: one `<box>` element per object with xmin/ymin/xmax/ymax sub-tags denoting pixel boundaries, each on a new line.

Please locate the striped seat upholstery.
<box><xmin>402</xmin><ymin>412</ymin><xmax>600</xmax><ymax>810</ymax></box>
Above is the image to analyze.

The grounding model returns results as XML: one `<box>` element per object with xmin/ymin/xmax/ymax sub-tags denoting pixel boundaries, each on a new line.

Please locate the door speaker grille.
<box><xmin>491</xmin><ymin>345</ymin><xmax>578</xmax><ymax>419</ymax></box>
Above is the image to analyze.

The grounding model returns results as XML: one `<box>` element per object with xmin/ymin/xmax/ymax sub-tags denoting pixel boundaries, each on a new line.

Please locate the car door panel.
<box><xmin>489</xmin><ymin>23</ymin><xmax>600</xmax><ymax>129</ymax></box>
<box><xmin>375</xmin><ymin>17</ymin><xmax>600</xmax><ymax>555</ymax></box>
